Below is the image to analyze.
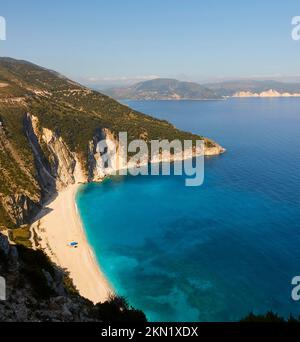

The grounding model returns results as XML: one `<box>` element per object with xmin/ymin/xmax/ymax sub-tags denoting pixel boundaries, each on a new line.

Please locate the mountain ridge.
<box><xmin>103</xmin><ymin>78</ymin><xmax>300</xmax><ymax>100</ymax></box>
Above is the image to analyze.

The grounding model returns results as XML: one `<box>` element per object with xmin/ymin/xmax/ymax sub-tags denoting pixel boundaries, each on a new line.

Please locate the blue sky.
<box><xmin>1</xmin><ymin>0</ymin><xmax>300</xmax><ymax>87</ymax></box>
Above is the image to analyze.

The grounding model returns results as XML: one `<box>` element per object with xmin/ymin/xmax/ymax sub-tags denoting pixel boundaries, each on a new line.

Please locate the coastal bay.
<box><xmin>76</xmin><ymin>98</ymin><xmax>300</xmax><ymax>321</ymax></box>
<box><xmin>26</xmin><ymin>98</ymin><xmax>300</xmax><ymax>321</ymax></box>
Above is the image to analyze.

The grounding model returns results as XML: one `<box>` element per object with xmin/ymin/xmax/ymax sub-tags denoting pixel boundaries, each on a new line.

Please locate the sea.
<box><xmin>76</xmin><ymin>98</ymin><xmax>300</xmax><ymax>322</ymax></box>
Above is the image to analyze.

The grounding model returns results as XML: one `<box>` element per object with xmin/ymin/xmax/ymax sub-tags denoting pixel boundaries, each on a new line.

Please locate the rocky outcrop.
<box><xmin>37</xmin><ymin>126</ymin><xmax>77</xmax><ymax>190</ymax></box>
<box><xmin>204</xmin><ymin>144</ymin><xmax>226</xmax><ymax>156</ymax></box>
<box><xmin>1</xmin><ymin>194</ymin><xmax>40</xmax><ymax>228</ymax></box>
<box><xmin>0</xmin><ymin>232</ymin><xmax>147</xmax><ymax>322</ymax></box>
<box><xmin>88</xmin><ymin>130</ymin><xmax>225</xmax><ymax>179</ymax></box>
<box><xmin>87</xmin><ymin>128</ymin><xmax>105</xmax><ymax>182</ymax></box>
<box><xmin>0</xmin><ymin>232</ymin><xmax>96</xmax><ymax>321</ymax></box>
<box><xmin>88</xmin><ymin>128</ymin><xmax>127</xmax><ymax>181</ymax></box>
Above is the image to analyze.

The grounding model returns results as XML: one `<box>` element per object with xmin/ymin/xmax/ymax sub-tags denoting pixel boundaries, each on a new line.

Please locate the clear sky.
<box><xmin>1</xmin><ymin>0</ymin><xmax>300</xmax><ymax>86</ymax></box>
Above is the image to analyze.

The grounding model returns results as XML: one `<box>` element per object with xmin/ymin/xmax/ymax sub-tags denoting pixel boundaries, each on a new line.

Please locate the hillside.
<box><xmin>103</xmin><ymin>78</ymin><xmax>220</xmax><ymax>100</ymax></box>
<box><xmin>0</xmin><ymin>58</ymin><xmax>224</xmax><ymax>229</ymax></box>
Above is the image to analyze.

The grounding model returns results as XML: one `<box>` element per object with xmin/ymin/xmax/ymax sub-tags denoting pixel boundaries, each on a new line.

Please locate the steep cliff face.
<box><xmin>88</xmin><ymin>128</ymin><xmax>128</xmax><ymax>181</ymax></box>
<box><xmin>25</xmin><ymin>116</ymin><xmax>125</xmax><ymax>186</ymax></box>
<box><xmin>24</xmin><ymin>114</ymin><xmax>86</xmax><ymax>192</ymax></box>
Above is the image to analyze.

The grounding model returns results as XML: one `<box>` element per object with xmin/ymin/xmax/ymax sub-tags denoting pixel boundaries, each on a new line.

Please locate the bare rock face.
<box><xmin>2</xmin><ymin>194</ymin><xmax>40</xmax><ymax>227</ymax></box>
<box><xmin>204</xmin><ymin>144</ymin><xmax>226</xmax><ymax>156</ymax></box>
<box><xmin>23</xmin><ymin>113</ymin><xmax>57</xmax><ymax>196</ymax></box>
<box><xmin>88</xmin><ymin>128</ymin><xmax>124</xmax><ymax>181</ymax></box>
<box><xmin>88</xmin><ymin>128</ymin><xmax>104</xmax><ymax>182</ymax></box>
<box><xmin>24</xmin><ymin>114</ymin><xmax>83</xmax><ymax>193</ymax></box>
<box><xmin>39</xmin><ymin>127</ymin><xmax>76</xmax><ymax>190</ymax></box>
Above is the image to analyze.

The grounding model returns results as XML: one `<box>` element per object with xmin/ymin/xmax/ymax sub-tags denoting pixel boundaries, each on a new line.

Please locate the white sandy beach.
<box><xmin>32</xmin><ymin>184</ymin><xmax>112</xmax><ymax>304</ymax></box>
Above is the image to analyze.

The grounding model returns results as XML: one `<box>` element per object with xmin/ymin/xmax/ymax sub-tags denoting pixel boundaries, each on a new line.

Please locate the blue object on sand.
<box><xmin>69</xmin><ymin>242</ymin><xmax>78</xmax><ymax>247</ymax></box>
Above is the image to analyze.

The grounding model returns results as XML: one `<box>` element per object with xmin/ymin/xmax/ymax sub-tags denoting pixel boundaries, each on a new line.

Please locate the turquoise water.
<box><xmin>77</xmin><ymin>98</ymin><xmax>300</xmax><ymax>322</ymax></box>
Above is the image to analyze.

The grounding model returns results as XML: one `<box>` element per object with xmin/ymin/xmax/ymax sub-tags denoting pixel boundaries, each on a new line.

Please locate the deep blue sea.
<box><xmin>76</xmin><ymin>98</ymin><xmax>300</xmax><ymax>322</ymax></box>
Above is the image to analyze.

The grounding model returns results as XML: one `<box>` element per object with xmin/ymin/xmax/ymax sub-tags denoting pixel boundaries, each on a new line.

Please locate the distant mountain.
<box><xmin>203</xmin><ymin>80</ymin><xmax>300</xmax><ymax>97</ymax></box>
<box><xmin>104</xmin><ymin>78</ymin><xmax>300</xmax><ymax>100</ymax></box>
<box><xmin>103</xmin><ymin>78</ymin><xmax>220</xmax><ymax>100</ymax></box>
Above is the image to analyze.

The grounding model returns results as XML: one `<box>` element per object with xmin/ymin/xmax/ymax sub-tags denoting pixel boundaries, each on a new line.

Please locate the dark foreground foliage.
<box><xmin>95</xmin><ymin>295</ymin><xmax>147</xmax><ymax>323</ymax></box>
<box><xmin>242</xmin><ymin>312</ymin><xmax>300</xmax><ymax>323</ymax></box>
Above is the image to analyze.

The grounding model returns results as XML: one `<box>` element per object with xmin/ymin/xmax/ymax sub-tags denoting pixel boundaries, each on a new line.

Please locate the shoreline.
<box><xmin>31</xmin><ymin>184</ymin><xmax>112</xmax><ymax>304</ymax></box>
<box><xmin>30</xmin><ymin>150</ymin><xmax>225</xmax><ymax>304</ymax></box>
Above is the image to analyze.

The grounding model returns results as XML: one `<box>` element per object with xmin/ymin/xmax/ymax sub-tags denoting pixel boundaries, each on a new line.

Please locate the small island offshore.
<box><xmin>0</xmin><ymin>57</ymin><xmax>224</xmax><ymax>321</ymax></box>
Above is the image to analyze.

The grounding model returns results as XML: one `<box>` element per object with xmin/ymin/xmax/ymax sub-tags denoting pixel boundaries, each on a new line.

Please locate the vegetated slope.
<box><xmin>104</xmin><ymin>78</ymin><xmax>220</xmax><ymax>100</ymax></box>
<box><xmin>0</xmin><ymin>58</ymin><xmax>223</xmax><ymax>229</ymax></box>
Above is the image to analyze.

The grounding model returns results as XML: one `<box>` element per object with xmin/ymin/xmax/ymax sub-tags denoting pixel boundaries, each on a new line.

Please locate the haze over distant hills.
<box><xmin>103</xmin><ymin>78</ymin><xmax>300</xmax><ymax>100</ymax></box>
